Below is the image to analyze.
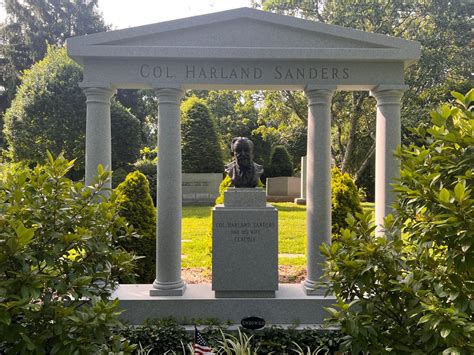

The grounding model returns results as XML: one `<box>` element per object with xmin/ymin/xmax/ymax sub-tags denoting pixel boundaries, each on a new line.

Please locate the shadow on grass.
<box><xmin>270</xmin><ymin>203</ymin><xmax>306</xmax><ymax>212</ymax></box>
<box><xmin>182</xmin><ymin>205</ymin><xmax>212</xmax><ymax>219</ymax></box>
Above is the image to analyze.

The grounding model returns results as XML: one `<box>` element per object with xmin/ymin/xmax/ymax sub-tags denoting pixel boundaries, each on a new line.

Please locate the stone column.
<box><xmin>303</xmin><ymin>88</ymin><xmax>334</xmax><ymax>295</ymax></box>
<box><xmin>82</xmin><ymin>86</ymin><xmax>115</xmax><ymax>189</ymax></box>
<box><xmin>295</xmin><ymin>156</ymin><xmax>307</xmax><ymax>205</ymax></box>
<box><xmin>370</xmin><ymin>86</ymin><xmax>406</xmax><ymax>232</ymax></box>
<box><xmin>150</xmin><ymin>88</ymin><xmax>186</xmax><ymax>296</ymax></box>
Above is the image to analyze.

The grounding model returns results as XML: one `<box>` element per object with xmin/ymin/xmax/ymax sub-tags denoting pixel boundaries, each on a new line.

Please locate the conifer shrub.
<box><xmin>331</xmin><ymin>166</ymin><xmax>362</xmax><ymax>234</ymax></box>
<box><xmin>133</xmin><ymin>147</ymin><xmax>157</xmax><ymax>204</ymax></box>
<box><xmin>112</xmin><ymin>167</ymin><xmax>128</xmax><ymax>188</ymax></box>
<box><xmin>115</xmin><ymin>171</ymin><xmax>156</xmax><ymax>283</ymax></box>
<box><xmin>267</xmin><ymin>145</ymin><xmax>293</xmax><ymax>177</ymax></box>
<box><xmin>181</xmin><ymin>97</ymin><xmax>224</xmax><ymax>173</ymax></box>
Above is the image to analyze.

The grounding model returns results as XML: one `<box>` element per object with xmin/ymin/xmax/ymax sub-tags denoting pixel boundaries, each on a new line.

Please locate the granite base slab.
<box><xmin>112</xmin><ymin>284</ymin><xmax>336</xmax><ymax>325</ymax></box>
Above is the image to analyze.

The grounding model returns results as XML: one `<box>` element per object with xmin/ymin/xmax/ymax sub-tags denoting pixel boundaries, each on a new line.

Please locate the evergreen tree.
<box><xmin>115</xmin><ymin>171</ymin><xmax>156</xmax><ymax>283</ymax></box>
<box><xmin>0</xmin><ymin>0</ymin><xmax>107</xmax><ymax>107</ymax></box>
<box><xmin>267</xmin><ymin>145</ymin><xmax>293</xmax><ymax>177</ymax></box>
<box><xmin>181</xmin><ymin>97</ymin><xmax>224</xmax><ymax>173</ymax></box>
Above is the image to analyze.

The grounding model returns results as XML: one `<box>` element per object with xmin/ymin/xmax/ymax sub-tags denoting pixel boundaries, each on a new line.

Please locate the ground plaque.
<box><xmin>212</xmin><ymin>188</ymin><xmax>278</xmax><ymax>298</ymax></box>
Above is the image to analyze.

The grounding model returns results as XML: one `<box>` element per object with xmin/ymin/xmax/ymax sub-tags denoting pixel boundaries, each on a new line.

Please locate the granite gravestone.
<box><xmin>212</xmin><ymin>138</ymin><xmax>278</xmax><ymax>298</ymax></box>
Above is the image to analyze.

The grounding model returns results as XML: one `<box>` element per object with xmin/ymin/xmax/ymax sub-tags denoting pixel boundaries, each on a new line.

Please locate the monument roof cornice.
<box><xmin>67</xmin><ymin>7</ymin><xmax>420</xmax><ymax>67</ymax></box>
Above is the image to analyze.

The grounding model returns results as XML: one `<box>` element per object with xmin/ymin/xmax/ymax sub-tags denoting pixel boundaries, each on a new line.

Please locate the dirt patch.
<box><xmin>182</xmin><ymin>266</ymin><xmax>307</xmax><ymax>284</ymax></box>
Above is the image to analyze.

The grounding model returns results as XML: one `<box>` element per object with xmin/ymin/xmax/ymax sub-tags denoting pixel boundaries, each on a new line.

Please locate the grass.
<box><xmin>181</xmin><ymin>202</ymin><xmax>375</xmax><ymax>268</ymax></box>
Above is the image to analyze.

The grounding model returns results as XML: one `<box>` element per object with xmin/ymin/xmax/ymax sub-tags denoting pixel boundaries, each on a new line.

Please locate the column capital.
<box><xmin>82</xmin><ymin>87</ymin><xmax>116</xmax><ymax>104</ymax></box>
<box><xmin>370</xmin><ymin>85</ymin><xmax>407</xmax><ymax>106</ymax></box>
<box><xmin>154</xmin><ymin>88</ymin><xmax>184</xmax><ymax>105</ymax></box>
<box><xmin>304</xmin><ymin>88</ymin><xmax>335</xmax><ymax>106</ymax></box>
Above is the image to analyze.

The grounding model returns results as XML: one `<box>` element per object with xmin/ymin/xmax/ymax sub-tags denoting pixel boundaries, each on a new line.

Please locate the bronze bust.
<box><xmin>225</xmin><ymin>137</ymin><xmax>263</xmax><ymax>188</ymax></box>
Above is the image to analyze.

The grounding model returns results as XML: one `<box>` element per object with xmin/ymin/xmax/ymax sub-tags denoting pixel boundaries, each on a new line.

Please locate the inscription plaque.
<box><xmin>212</xmin><ymin>188</ymin><xmax>278</xmax><ymax>298</ymax></box>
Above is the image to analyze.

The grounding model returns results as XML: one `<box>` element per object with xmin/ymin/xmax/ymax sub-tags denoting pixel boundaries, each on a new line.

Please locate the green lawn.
<box><xmin>181</xmin><ymin>202</ymin><xmax>375</xmax><ymax>268</ymax></box>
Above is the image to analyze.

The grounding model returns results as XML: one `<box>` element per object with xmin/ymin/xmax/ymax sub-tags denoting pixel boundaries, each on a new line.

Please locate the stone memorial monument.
<box><xmin>68</xmin><ymin>7</ymin><xmax>420</xmax><ymax>322</ymax></box>
<box><xmin>212</xmin><ymin>137</ymin><xmax>278</xmax><ymax>298</ymax></box>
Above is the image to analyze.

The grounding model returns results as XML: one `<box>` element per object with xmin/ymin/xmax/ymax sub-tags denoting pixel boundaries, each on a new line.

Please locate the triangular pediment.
<box><xmin>67</xmin><ymin>7</ymin><xmax>420</xmax><ymax>65</ymax></box>
<box><xmin>102</xmin><ymin>18</ymin><xmax>388</xmax><ymax>49</ymax></box>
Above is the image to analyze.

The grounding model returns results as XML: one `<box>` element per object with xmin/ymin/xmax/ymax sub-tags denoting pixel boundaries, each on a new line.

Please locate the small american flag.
<box><xmin>193</xmin><ymin>326</ymin><xmax>212</xmax><ymax>355</ymax></box>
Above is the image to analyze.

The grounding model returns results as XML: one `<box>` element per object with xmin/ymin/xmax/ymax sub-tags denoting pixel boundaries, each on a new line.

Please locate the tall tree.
<box><xmin>181</xmin><ymin>96</ymin><xmax>224</xmax><ymax>173</ymax></box>
<box><xmin>189</xmin><ymin>90</ymin><xmax>272</xmax><ymax>165</ymax></box>
<box><xmin>0</xmin><ymin>0</ymin><xmax>107</xmax><ymax>110</ymax></box>
<box><xmin>252</xmin><ymin>0</ymin><xmax>472</xmax><ymax>198</ymax></box>
<box><xmin>3</xmin><ymin>47</ymin><xmax>141</xmax><ymax>180</ymax></box>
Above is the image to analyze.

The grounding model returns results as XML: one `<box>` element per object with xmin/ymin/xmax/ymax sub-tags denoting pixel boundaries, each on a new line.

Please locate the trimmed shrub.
<box><xmin>267</xmin><ymin>145</ymin><xmax>293</xmax><ymax>177</ymax></box>
<box><xmin>112</xmin><ymin>167</ymin><xmax>128</xmax><ymax>188</ymax></box>
<box><xmin>216</xmin><ymin>166</ymin><xmax>361</xmax><ymax>236</ymax></box>
<box><xmin>3</xmin><ymin>47</ymin><xmax>141</xmax><ymax>180</ymax></box>
<box><xmin>331</xmin><ymin>166</ymin><xmax>362</xmax><ymax>234</ymax></box>
<box><xmin>181</xmin><ymin>97</ymin><xmax>224</xmax><ymax>173</ymax></box>
<box><xmin>111</xmin><ymin>102</ymin><xmax>142</xmax><ymax>172</ymax></box>
<box><xmin>0</xmin><ymin>153</ymin><xmax>136</xmax><ymax>353</ymax></box>
<box><xmin>133</xmin><ymin>147</ymin><xmax>157</xmax><ymax>204</ymax></box>
<box><xmin>115</xmin><ymin>171</ymin><xmax>156</xmax><ymax>283</ymax></box>
<box><xmin>116</xmin><ymin>319</ymin><xmax>344</xmax><ymax>354</ymax></box>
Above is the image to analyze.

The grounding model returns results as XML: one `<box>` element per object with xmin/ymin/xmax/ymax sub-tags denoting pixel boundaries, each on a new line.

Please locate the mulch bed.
<box><xmin>182</xmin><ymin>266</ymin><xmax>307</xmax><ymax>284</ymax></box>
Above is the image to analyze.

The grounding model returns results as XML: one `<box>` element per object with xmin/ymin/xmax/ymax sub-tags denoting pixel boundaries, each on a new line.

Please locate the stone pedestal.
<box><xmin>212</xmin><ymin>188</ymin><xmax>278</xmax><ymax>298</ymax></box>
<box><xmin>295</xmin><ymin>156</ymin><xmax>307</xmax><ymax>205</ymax></box>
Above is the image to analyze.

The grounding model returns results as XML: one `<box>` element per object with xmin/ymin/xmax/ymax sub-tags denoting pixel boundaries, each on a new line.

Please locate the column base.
<box><xmin>294</xmin><ymin>198</ymin><xmax>306</xmax><ymax>205</ymax></box>
<box><xmin>301</xmin><ymin>279</ymin><xmax>327</xmax><ymax>296</ymax></box>
<box><xmin>150</xmin><ymin>279</ymin><xmax>186</xmax><ymax>296</ymax></box>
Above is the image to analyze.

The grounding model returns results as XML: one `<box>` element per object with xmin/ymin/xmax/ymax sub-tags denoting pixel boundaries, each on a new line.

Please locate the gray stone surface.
<box><xmin>370</xmin><ymin>87</ymin><xmax>406</xmax><ymax>233</ymax></box>
<box><xmin>266</xmin><ymin>177</ymin><xmax>301</xmax><ymax>201</ymax></box>
<box><xmin>68</xmin><ymin>7</ymin><xmax>419</xmax><ymax>303</ymax></box>
<box><xmin>213</xmin><ymin>189</ymin><xmax>278</xmax><ymax>298</ymax></box>
<box><xmin>182</xmin><ymin>173</ymin><xmax>222</xmax><ymax>205</ymax></box>
<box><xmin>82</xmin><ymin>86</ymin><xmax>115</xmax><ymax>189</ymax></box>
<box><xmin>151</xmin><ymin>88</ymin><xmax>186</xmax><ymax>296</ymax></box>
<box><xmin>295</xmin><ymin>156</ymin><xmax>307</xmax><ymax>205</ymax></box>
<box><xmin>222</xmin><ymin>188</ymin><xmax>266</xmax><ymax>208</ymax></box>
<box><xmin>304</xmin><ymin>89</ymin><xmax>333</xmax><ymax>295</ymax></box>
<box><xmin>113</xmin><ymin>284</ymin><xmax>336</xmax><ymax>325</ymax></box>
<box><xmin>68</xmin><ymin>8</ymin><xmax>420</xmax><ymax>66</ymax></box>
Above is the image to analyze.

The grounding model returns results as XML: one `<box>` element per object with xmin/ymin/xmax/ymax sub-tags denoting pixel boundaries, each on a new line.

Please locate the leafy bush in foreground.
<box><xmin>321</xmin><ymin>90</ymin><xmax>473</xmax><ymax>354</ymax></box>
<box><xmin>0</xmin><ymin>153</ymin><xmax>136</xmax><ymax>354</ymax></box>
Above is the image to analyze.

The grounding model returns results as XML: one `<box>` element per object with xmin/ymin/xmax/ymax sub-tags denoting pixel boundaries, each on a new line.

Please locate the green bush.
<box><xmin>181</xmin><ymin>97</ymin><xmax>224</xmax><ymax>173</ymax></box>
<box><xmin>321</xmin><ymin>90</ymin><xmax>474</xmax><ymax>354</ymax></box>
<box><xmin>116</xmin><ymin>319</ymin><xmax>344</xmax><ymax>354</ymax></box>
<box><xmin>111</xmin><ymin>102</ymin><xmax>142</xmax><ymax>172</ymax></box>
<box><xmin>331</xmin><ymin>166</ymin><xmax>362</xmax><ymax>234</ymax></box>
<box><xmin>133</xmin><ymin>147</ymin><xmax>157</xmax><ymax>204</ymax></box>
<box><xmin>112</xmin><ymin>167</ymin><xmax>128</xmax><ymax>188</ymax></box>
<box><xmin>0</xmin><ymin>153</ymin><xmax>136</xmax><ymax>354</ymax></box>
<box><xmin>115</xmin><ymin>171</ymin><xmax>156</xmax><ymax>283</ymax></box>
<box><xmin>3</xmin><ymin>47</ymin><xmax>141</xmax><ymax>180</ymax></box>
<box><xmin>267</xmin><ymin>145</ymin><xmax>293</xmax><ymax>177</ymax></box>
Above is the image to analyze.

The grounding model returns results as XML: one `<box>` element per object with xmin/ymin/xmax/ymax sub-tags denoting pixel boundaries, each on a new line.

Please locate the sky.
<box><xmin>0</xmin><ymin>0</ymin><xmax>254</xmax><ymax>29</ymax></box>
